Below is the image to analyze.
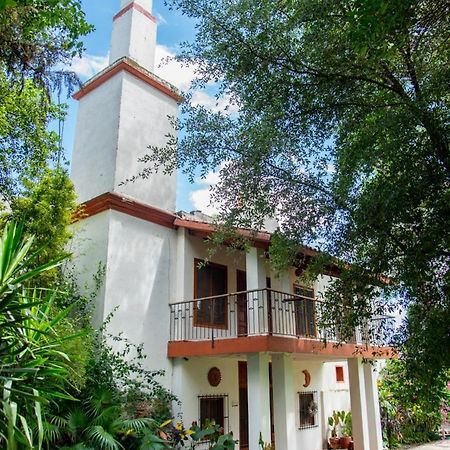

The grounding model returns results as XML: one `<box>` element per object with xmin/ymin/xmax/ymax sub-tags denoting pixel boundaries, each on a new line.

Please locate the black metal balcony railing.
<box><xmin>169</xmin><ymin>288</ymin><xmax>394</xmax><ymax>346</ymax></box>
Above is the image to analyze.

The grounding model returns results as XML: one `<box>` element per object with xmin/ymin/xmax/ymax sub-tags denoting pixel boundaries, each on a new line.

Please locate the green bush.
<box><xmin>0</xmin><ymin>222</ymin><xmax>86</xmax><ymax>449</ymax></box>
<box><xmin>379</xmin><ymin>359</ymin><xmax>449</xmax><ymax>447</ymax></box>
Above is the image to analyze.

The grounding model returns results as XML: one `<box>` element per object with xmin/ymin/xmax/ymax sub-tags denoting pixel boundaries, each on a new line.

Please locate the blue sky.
<box><xmin>62</xmin><ymin>0</ymin><xmax>216</xmax><ymax>213</ymax></box>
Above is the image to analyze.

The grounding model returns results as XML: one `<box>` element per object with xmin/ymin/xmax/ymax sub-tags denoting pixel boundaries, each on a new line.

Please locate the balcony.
<box><xmin>168</xmin><ymin>289</ymin><xmax>394</xmax><ymax>358</ymax></box>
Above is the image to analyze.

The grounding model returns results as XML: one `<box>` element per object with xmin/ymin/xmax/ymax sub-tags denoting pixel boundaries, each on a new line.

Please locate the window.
<box><xmin>299</xmin><ymin>391</ymin><xmax>318</xmax><ymax>429</ymax></box>
<box><xmin>199</xmin><ymin>396</ymin><xmax>226</xmax><ymax>430</ymax></box>
<box><xmin>336</xmin><ymin>365</ymin><xmax>345</xmax><ymax>382</ymax></box>
<box><xmin>293</xmin><ymin>285</ymin><xmax>316</xmax><ymax>337</ymax></box>
<box><xmin>194</xmin><ymin>259</ymin><xmax>228</xmax><ymax>327</ymax></box>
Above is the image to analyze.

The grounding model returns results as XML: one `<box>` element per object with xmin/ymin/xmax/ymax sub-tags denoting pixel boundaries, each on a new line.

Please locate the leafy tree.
<box><xmin>6</xmin><ymin>167</ymin><xmax>77</xmax><ymax>270</ymax></box>
<box><xmin>379</xmin><ymin>359</ymin><xmax>449</xmax><ymax>446</ymax></box>
<box><xmin>0</xmin><ymin>0</ymin><xmax>87</xmax><ymax>277</ymax></box>
<box><xmin>151</xmin><ymin>0</ymin><xmax>449</xmax><ymax>376</ymax></box>
<box><xmin>0</xmin><ymin>0</ymin><xmax>92</xmax><ymax>90</ymax></box>
<box><xmin>0</xmin><ymin>0</ymin><xmax>92</xmax><ymax>200</ymax></box>
<box><xmin>0</xmin><ymin>73</ymin><xmax>61</xmax><ymax>201</ymax></box>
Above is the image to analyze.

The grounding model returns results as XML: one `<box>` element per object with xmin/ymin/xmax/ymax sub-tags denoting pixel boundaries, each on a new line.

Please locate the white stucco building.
<box><xmin>70</xmin><ymin>1</ymin><xmax>392</xmax><ymax>449</ymax></box>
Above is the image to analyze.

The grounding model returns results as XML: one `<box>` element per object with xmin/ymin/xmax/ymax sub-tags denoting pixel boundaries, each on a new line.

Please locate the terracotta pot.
<box><xmin>329</xmin><ymin>437</ymin><xmax>340</xmax><ymax>449</ymax></box>
<box><xmin>339</xmin><ymin>436</ymin><xmax>352</xmax><ymax>449</ymax></box>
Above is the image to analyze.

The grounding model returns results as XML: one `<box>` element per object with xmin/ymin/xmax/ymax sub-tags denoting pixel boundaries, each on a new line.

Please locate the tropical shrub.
<box><xmin>379</xmin><ymin>359</ymin><xmax>449</xmax><ymax>447</ymax></box>
<box><xmin>42</xmin><ymin>312</ymin><xmax>178</xmax><ymax>450</ymax></box>
<box><xmin>0</xmin><ymin>222</ymin><xmax>86</xmax><ymax>448</ymax></box>
<box><xmin>0</xmin><ymin>221</ymin><xmax>233</xmax><ymax>449</ymax></box>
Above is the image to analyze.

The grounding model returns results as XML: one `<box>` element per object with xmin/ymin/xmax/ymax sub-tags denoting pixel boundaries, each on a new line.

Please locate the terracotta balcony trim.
<box><xmin>167</xmin><ymin>335</ymin><xmax>394</xmax><ymax>359</ymax></box>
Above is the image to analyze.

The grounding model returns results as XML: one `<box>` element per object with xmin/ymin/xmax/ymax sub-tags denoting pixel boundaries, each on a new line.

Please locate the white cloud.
<box><xmin>189</xmin><ymin>188</ymin><xmax>218</xmax><ymax>216</ymax></box>
<box><xmin>154</xmin><ymin>44</ymin><xmax>197</xmax><ymax>91</ymax></box>
<box><xmin>70</xmin><ymin>53</ymin><xmax>109</xmax><ymax>79</ymax></box>
<box><xmin>155</xmin><ymin>45</ymin><xmax>239</xmax><ymax>114</ymax></box>
<box><xmin>155</xmin><ymin>12</ymin><xmax>167</xmax><ymax>24</ymax></box>
<box><xmin>200</xmin><ymin>170</ymin><xmax>221</xmax><ymax>186</ymax></box>
<box><xmin>191</xmin><ymin>91</ymin><xmax>239</xmax><ymax>114</ymax></box>
<box><xmin>188</xmin><ymin>163</ymin><xmax>229</xmax><ymax>215</ymax></box>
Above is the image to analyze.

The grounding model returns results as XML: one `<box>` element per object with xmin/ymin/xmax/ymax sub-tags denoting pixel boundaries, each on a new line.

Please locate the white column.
<box><xmin>363</xmin><ymin>363</ymin><xmax>383</xmax><ymax>450</ymax></box>
<box><xmin>272</xmin><ymin>354</ymin><xmax>297</xmax><ymax>450</ymax></box>
<box><xmin>246</xmin><ymin>247</ymin><xmax>266</xmax><ymax>290</ymax></box>
<box><xmin>247</xmin><ymin>353</ymin><xmax>271</xmax><ymax>450</ymax></box>
<box><xmin>111</xmin><ymin>0</ymin><xmax>157</xmax><ymax>71</ymax></box>
<box><xmin>171</xmin><ymin>358</ymin><xmax>183</xmax><ymax>419</ymax></box>
<box><xmin>246</xmin><ymin>248</ymin><xmax>267</xmax><ymax>334</ymax></box>
<box><xmin>348</xmin><ymin>358</ymin><xmax>370</xmax><ymax>450</ymax></box>
<box><xmin>175</xmin><ymin>228</ymin><xmax>187</xmax><ymax>302</ymax></box>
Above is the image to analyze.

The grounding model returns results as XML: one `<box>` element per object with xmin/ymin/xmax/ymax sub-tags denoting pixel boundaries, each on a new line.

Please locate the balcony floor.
<box><xmin>167</xmin><ymin>334</ymin><xmax>393</xmax><ymax>359</ymax></box>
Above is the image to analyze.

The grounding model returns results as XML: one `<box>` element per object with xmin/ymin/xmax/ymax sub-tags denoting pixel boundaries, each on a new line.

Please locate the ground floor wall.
<box><xmin>170</xmin><ymin>355</ymin><xmax>352</xmax><ymax>450</ymax></box>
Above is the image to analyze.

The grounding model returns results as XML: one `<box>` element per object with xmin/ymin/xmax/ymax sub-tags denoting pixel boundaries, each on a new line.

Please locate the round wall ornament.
<box><xmin>207</xmin><ymin>367</ymin><xmax>222</xmax><ymax>387</ymax></box>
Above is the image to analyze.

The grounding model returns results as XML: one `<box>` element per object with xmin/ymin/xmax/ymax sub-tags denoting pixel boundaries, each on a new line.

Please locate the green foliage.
<box><xmin>338</xmin><ymin>411</ymin><xmax>352</xmax><ymax>437</ymax></box>
<box><xmin>10</xmin><ymin>168</ymin><xmax>76</xmax><ymax>253</ymax></box>
<box><xmin>155</xmin><ymin>0</ymin><xmax>450</xmax><ymax>371</ymax></box>
<box><xmin>151</xmin><ymin>419</ymin><xmax>236</xmax><ymax>449</ymax></box>
<box><xmin>0</xmin><ymin>222</ymin><xmax>89</xmax><ymax>449</ymax></box>
<box><xmin>42</xmin><ymin>312</ymin><xmax>178</xmax><ymax>450</ymax></box>
<box><xmin>0</xmin><ymin>6</ymin><xmax>92</xmax><ymax>442</ymax></box>
<box><xmin>327</xmin><ymin>410</ymin><xmax>352</xmax><ymax>439</ymax></box>
<box><xmin>0</xmin><ymin>73</ymin><xmax>61</xmax><ymax>201</ymax></box>
<box><xmin>328</xmin><ymin>416</ymin><xmax>337</xmax><ymax>438</ymax></box>
<box><xmin>2</xmin><ymin>384</ymin><xmax>44</xmax><ymax>450</ymax></box>
<box><xmin>0</xmin><ymin>0</ymin><xmax>91</xmax><ymax>205</ymax></box>
<box><xmin>0</xmin><ymin>0</ymin><xmax>93</xmax><ymax>90</ymax></box>
<box><xmin>47</xmin><ymin>385</ymin><xmax>153</xmax><ymax>450</ymax></box>
<box><xmin>1</xmin><ymin>168</ymin><xmax>77</xmax><ymax>284</ymax></box>
<box><xmin>379</xmin><ymin>359</ymin><xmax>449</xmax><ymax>446</ymax></box>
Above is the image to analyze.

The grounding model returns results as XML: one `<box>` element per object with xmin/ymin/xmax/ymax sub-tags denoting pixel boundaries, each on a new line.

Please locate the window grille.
<box><xmin>298</xmin><ymin>391</ymin><xmax>319</xmax><ymax>429</ymax></box>
<box><xmin>198</xmin><ymin>394</ymin><xmax>229</xmax><ymax>433</ymax></box>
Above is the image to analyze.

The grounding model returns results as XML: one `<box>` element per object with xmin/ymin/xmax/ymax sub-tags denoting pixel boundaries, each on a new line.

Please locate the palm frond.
<box><xmin>60</xmin><ymin>444</ymin><xmax>96</xmax><ymax>450</ymax></box>
<box><xmin>91</xmin><ymin>405</ymin><xmax>121</xmax><ymax>428</ymax></box>
<box><xmin>117</xmin><ymin>417</ymin><xmax>152</xmax><ymax>434</ymax></box>
<box><xmin>66</xmin><ymin>407</ymin><xmax>89</xmax><ymax>436</ymax></box>
<box><xmin>87</xmin><ymin>425</ymin><xmax>123</xmax><ymax>450</ymax></box>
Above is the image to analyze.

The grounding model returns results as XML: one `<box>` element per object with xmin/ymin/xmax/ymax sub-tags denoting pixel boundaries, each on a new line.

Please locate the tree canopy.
<box><xmin>152</xmin><ymin>0</ymin><xmax>449</xmax><ymax>376</ymax></box>
<box><xmin>0</xmin><ymin>0</ymin><xmax>92</xmax><ymax>201</ymax></box>
<box><xmin>0</xmin><ymin>0</ymin><xmax>92</xmax><ymax>90</ymax></box>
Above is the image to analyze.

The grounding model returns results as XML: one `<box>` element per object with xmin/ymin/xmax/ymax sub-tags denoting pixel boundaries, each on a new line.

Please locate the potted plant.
<box><xmin>339</xmin><ymin>411</ymin><xmax>352</xmax><ymax>449</ymax></box>
<box><xmin>259</xmin><ymin>432</ymin><xmax>275</xmax><ymax>450</ymax></box>
<box><xmin>328</xmin><ymin>411</ymin><xmax>341</xmax><ymax>449</ymax></box>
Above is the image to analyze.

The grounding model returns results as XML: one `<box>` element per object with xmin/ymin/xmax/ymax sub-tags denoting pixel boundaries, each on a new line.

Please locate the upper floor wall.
<box><xmin>169</xmin><ymin>229</ymin><xmax>394</xmax><ymax>358</ymax></box>
<box><xmin>173</xmin><ymin>227</ymin><xmax>334</xmax><ymax>304</ymax></box>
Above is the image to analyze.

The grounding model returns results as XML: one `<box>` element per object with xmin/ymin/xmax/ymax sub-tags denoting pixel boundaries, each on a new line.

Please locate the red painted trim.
<box><xmin>335</xmin><ymin>365</ymin><xmax>345</xmax><ymax>382</ymax></box>
<box><xmin>74</xmin><ymin>192</ymin><xmax>341</xmax><ymax>272</ymax></box>
<box><xmin>174</xmin><ymin>217</ymin><xmax>272</xmax><ymax>249</ymax></box>
<box><xmin>74</xmin><ymin>192</ymin><xmax>177</xmax><ymax>229</ymax></box>
<box><xmin>113</xmin><ymin>2</ymin><xmax>157</xmax><ymax>23</ymax></box>
<box><xmin>73</xmin><ymin>58</ymin><xmax>182</xmax><ymax>102</ymax></box>
<box><xmin>167</xmin><ymin>335</ymin><xmax>395</xmax><ymax>359</ymax></box>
